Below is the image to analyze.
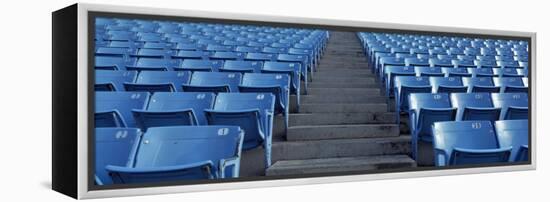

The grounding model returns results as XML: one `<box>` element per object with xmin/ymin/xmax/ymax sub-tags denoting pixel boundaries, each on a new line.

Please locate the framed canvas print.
<box><xmin>52</xmin><ymin>3</ymin><xmax>536</xmax><ymax>199</ymax></box>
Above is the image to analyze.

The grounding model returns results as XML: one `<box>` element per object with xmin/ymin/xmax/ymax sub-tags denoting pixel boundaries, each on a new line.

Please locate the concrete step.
<box><xmin>308</xmin><ymin>87</ymin><xmax>379</xmax><ymax>95</ymax></box>
<box><xmin>289</xmin><ymin>112</ymin><xmax>395</xmax><ymax>126</ymax></box>
<box><xmin>301</xmin><ymin>103</ymin><xmax>387</xmax><ymax>113</ymax></box>
<box><xmin>301</xmin><ymin>94</ymin><xmax>386</xmax><ymax>103</ymax></box>
<box><xmin>318</xmin><ymin>65</ymin><xmax>369</xmax><ymax>69</ymax></box>
<box><xmin>313</xmin><ymin>77</ymin><xmax>375</xmax><ymax>83</ymax></box>
<box><xmin>266</xmin><ymin>155</ymin><xmax>416</xmax><ymax>176</ymax></box>
<box><xmin>272</xmin><ymin>136</ymin><xmax>411</xmax><ymax>161</ymax></box>
<box><xmin>313</xmin><ymin>72</ymin><xmax>375</xmax><ymax>78</ymax></box>
<box><xmin>308</xmin><ymin>82</ymin><xmax>379</xmax><ymax>89</ymax></box>
<box><xmin>287</xmin><ymin>124</ymin><xmax>399</xmax><ymax>141</ymax></box>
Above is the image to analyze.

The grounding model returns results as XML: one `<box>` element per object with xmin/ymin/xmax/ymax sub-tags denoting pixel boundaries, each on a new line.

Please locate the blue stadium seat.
<box><xmin>467</xmin><ymin>67</ymin><xmax>495</xmax><ymax>77</ymax></box>
<box><xmin>405</xmin><ymin>58</ymin><xmax>430</xmax><ymax>67</ymax></box>
<box><xmin>131</xmin><ymin>48</ymin><xmax>175</xmax><ymax>58</ymax></box>
<box><xmin>205</xmin><ymin>93</ymin><xmax>275</xmax><ymax>168</ymax></box>
<box><xmin>96</xmin><ymin>55</ymin><xmax>133</xmax><ymax>70</ymax></box>
<box><xmin>239</xmin><ymin>73</ymin><xmax>290</xmax><ymax>132</ymax></box>
<box><xmin>124</xmin><ymin>71</ymin><xmax>190</xmax><ymax>93</ymax></box>
<box><xmin>175</xmin><ymin>59</ymin><xmax>223</xmax><ymax>72</ymax></box>
<box><xmin>463</xmin><ymin>77</ymin><xmax>500</xmax><ymax>93</ymax></box>
<box><xmin>182</xmin><ymin>72</ymin><xmax>242</xmax><ymax>93</ymax></box>
<box><xmin>394</xmin><ymin>76</ymin><xmax>432</xmax><ymax>123</ymax></box>
<box><xmin>245</xmin><ymin>53</ymin><xmax>277</xmax><ymax>62</ymax></box>
<box><xmin>429</xmin><ymin>58</ymin><xmax>454</xmax><ymax>67</ymax></box>
<box><xmin>221</xmin><ymin>60</ymin><xmax>262</xmax><ymax>73</ymax></box>
<box><xmin>173</xmin><ymin>50</ymin><xmax>210</xmax><ymax>60</ymax></box>
<box><xmin>262</xmin><ymin>61</ymin><xmax>303</xmax><ymax>101</ymax></box>
<box><xmin>433</xmin><ymin>121</ymin><xmax>511</xmax><ymax>166</ymax></box>
<box><xmin>414</xmin><ymin>66</ymin><xmax>444</xmax><ymax>77</ymax></box>
<box><xmin>95</xmin><ymin>70</ymin><xmax>137</xmax><ymax>91</ymax></box>
<box><xmin>429</xmin><ymin>77</ymin><xmax>468</xmax><ymax>93</ymax></box>
<box><xmin>494</xmin><ymin>68</ymin><xmax>522</xmax><ymax>77</ymax></box>
<box><xmin>277</xmin><ymin>54</ymin><xmax>311</xmax><ymax>80</ymax></box>
<box><xmin>174</xmin><ymin>43</ymin><xmax>206</xmax><ymax>51</ymax></box>
<box><xmin>95</xmin><ymin>128</ymin><xmax>141</xmax><ymax>185</ymax></box>
<box><xmin>209</xmin><ymin>51</ymin><xmax>245</xmax><ymax>61</ymax></box>
<box><xmin>493</xmin><ymin>77</ymin><xmax>528</xmax><ymax>93</ymax></box>
<box><xmin>384</xmin><ymin>66</ymin><xmax>415</xmax><ymax>98</ymax></box>
<box><xmin>453</xmin><ymin>59</ymin><xmax>477</xmax><ymax>68</ymax></box>
<box><xmin>132</xmin><ymin>92</ymin><xmax>215</xmax><ymax>131</ymax></box>
<box><xmin>494</xmin><ymin>120</ymin><xmax>529</xmax><ymax>162</ymax></box>
<box><xmin>106</xmin><ymin>126</ymin><xmax>244</xmax><ymax>183</ymax></box>
<box><xmin>408</xmin><ymin>93</ymin><xmax>457</xmax><ymax>160</ymax></box>
<box><xmin>235</xmin><ymin>46</ymin><xmax>261</xmax><ymax>53</ymax></box>
<box><xmin>95</xmin><ymin>92</ymin><xmax>150</xmax><ymax>128</ymax></box>
<box><xmin>450</xmin><ymin>93</ymin><xmax>500</xmax><ymax>121</ymax></box>
<box><xmin>262</xmin><ymin>47</ymin><xmax>288</xmax><ymax>54</ymax></box>
<box><xmin>441</xmin><ymin>67</ymin><xmax>471</xmax><ymax>77</ymax></box>
<box><xmin>206</xmin><ymin>44</ymin><xmax>234</xmax><ymax>52</ymax></box>
<box><xmin>96</xmin><ymin>47</ymin><xmax>135</xmax><ymax>58</ymax></box>
<box><xmin>126</xmin><ymin>58</ymin><xmax>179</xmax><ymax>71</ymax></box>
<box><xmin>491</xmin><ymin>93</ymin><xmax>528</xmax><ymax>120</ymax></box>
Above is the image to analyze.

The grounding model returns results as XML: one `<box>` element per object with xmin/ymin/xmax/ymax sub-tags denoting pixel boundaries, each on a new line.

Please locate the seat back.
<box><xmin>221</xmin><ymin>60</ymin><xmax>262</xmax><ymax>73</ymax></box>
<box><xmin>208</xmin><ymin>93</ymin><xmax>275</xmax><ymax>149</ymax></box>
<box><xmin>95</xmin><ymin>128</ymin><xmax>141</xmax><ymax>185</ymax></box>
<box><xmin>124</xmin><ymin>71</ymin><xmax>190</xmax><ymax>92</ymax></box>
<box><xmin>239</xmin><ymin>73</ymin><xmax>290</xmax><ymax>113</ymax></box>
<box><xmin>245</xmin><ymin>52</ymin><xmax>276</xmax><ymax>61</ymax></box>
<box><xmin>394</xmin><ymin>76</ymin><xmax>432</xmax><ymax>111</ymax></box>
<box><xmin>177</xmin><ymin>59</ymin><xmax>223</xmax><ymax>72</ymax></box>
<box><xmin>96</xmin><ymin>55</ymin><xmax>132</xmax><ymax>70</ymax></box>
<box><xmin>409</xmin><ymin>93</ymin><xmax>456</xmax><ymax>137</ymax></box>
<box><xmin>463</xmin><ymin>77</ymin><xmax>499</xmax><ymax>93</ymax></box>
<box><xmin>429</xmin><ymin>76</ymin><xmax>467</xmax><ymax>93</ymax></box>
<box><xmin>128</xmin><ymin>58</ymin><xmax>179</xmax><ymax>71</ymax></box>
<box><xmin>450</xmin><ymin>93</ymin><xmax>499</xmax><ymax>121</ymax></box>
<box><xmin>433</xmin><ymin>121</ymin><xmax>509</xmax><ymax>166</ymax></box>
<box><xmin>494</xmin><ymin>120</ymin><xmax>529</xmax><ymax>162</ymax></box>
<box><xmin>133</xmin><ymin>92</ymin><xmax>215</xmax><ymax>129</ymax></box>
<box><xmin>184</xmin><ymin>72</ymin><xmax>242</xmax><ymax>93</ymax></box>
<box><xmin>95</xmin><ymin>70</ymin><xmax>137</xmax><ymax>91</ymax></box>
<box><xmin>95</xmin><ymin>92</ymin><xmax>150</xmax><ymax>127</ymax></box>
<box><xmin>491</xmin><ymin>93</ymin><xmax>528</xmax><ymax>120</ymax></box>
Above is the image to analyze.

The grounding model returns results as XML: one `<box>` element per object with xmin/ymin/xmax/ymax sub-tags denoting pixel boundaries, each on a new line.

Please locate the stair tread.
<box><xmin>266</xmin><ymin>155</ymin><xmax>416</xmax><ymax>176</ymax></box>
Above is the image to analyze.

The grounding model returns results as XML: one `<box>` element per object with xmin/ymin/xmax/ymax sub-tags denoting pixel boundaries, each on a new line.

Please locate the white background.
<box><xmin>0</xmin><ymin>0</ymin><xmax>548</xmax><ymax>201</ymax></box>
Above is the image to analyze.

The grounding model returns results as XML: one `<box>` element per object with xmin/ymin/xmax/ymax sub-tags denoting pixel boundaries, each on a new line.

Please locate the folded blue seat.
<box><xmin>433</xmin><ymin>121</ymin><xmax>511</xmax><ymax>166</ymax></box>
<box><xmin>107</xmin><ymin>126</ymin><xmax>244</xmax><ymax>183</ymax></box>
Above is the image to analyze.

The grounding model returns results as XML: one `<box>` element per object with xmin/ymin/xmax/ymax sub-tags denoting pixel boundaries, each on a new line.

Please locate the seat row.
<box><xmin>393</xmin><ymin>76</ymin><xmax>528</xmax><ymax>121</ymax></box>
<box><xmin>406</xmin><ymin>92</ymin><xmax>528</xmax><ymax>160</ymax></box>
<box><xmin>357</xmin><ymin>32</ymin><xmax>529</xmax><ymax>82</ymax></box>
<box><xmin>433</xmin><ymin>120</ymin><xmax>528</xmax><ymax>166</ymax></box>
<box><xmin>96</xmin><ymin>70</ymin><xmax>292</xmax><ymax>127</ymax></box>
<box><xmin>95</xmin><ymin>126</ymin><xmax>244</xmax><ymax>185</ymax></box>
<box><xmin>96</xmin><ymin>92</ymin><xmax>275</xmax><ymax>170</ymax></box>
<box><xmin>95</xmin><ymin>52</ymin><xmax>312</xmax><ymax>92</ymax></box>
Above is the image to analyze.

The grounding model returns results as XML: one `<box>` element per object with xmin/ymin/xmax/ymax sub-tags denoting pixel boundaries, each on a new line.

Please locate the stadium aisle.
<box><xmin>261</xmin><ymin>31</ymin><xmax>416</xmax><ymax>176</ymax></box>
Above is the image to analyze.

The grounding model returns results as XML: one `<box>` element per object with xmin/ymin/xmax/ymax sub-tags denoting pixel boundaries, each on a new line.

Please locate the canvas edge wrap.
<box><xmin>49</xmin><ymin>3</ymin><xmax>538</xmax><ymax>199</ymax></box>
<box><xmin>52</xmin><ymin>3</ymin><xmax>79</xmax><ymax>199</ymax></box>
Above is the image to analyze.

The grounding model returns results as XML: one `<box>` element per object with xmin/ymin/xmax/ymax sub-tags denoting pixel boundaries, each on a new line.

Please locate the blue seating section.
<box><xmin>94</xmin><ymin>17</ymin><xmax>328</xmax><ymax>184</ymax></box>
<box><xmin>358</xmin><ymin>32</ymin><xmax>529</xmax><ymax>166</ymax></box>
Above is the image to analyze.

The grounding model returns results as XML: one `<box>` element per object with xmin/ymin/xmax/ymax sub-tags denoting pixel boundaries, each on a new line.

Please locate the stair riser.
<box><xmin>308</xmin><ymin>88</ymin><xmax>379</xmax><ymax>95</ymax></box>
<box><xmin>301</xmin><ymin>104</ymin><xmax>387</xmax><ymax>113</ymax></box>
<box><xmin>289</xmin><ymin>113</ymin><xmax>395</xmax><ymax>126</ymax></box>
<box><xmin>272</xmin><ymin>138</ymin><xmax>411</xmax><ymax>161</ymax></box>
<box><xmin>287</xmin><ymin>125</ymin><xmax>399</xmax><ymax>141</ymax></box>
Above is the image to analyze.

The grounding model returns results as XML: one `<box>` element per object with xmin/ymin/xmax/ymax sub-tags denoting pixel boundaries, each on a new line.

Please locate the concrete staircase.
<box><xmin>265</xmin><ymin>31</ymin><xmax>416</xmax><ymax>176</ymax></box>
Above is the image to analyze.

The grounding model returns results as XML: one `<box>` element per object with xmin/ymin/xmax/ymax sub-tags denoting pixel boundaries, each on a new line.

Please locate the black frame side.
<box><xmin>52</xmin><ymin>4</ymin><xmax>79</xmax><ymax>199</ymax></box>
